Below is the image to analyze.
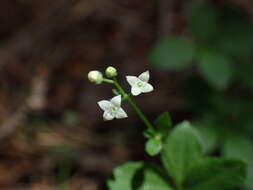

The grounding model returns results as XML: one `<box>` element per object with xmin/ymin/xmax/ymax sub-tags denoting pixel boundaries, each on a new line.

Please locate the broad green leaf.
<box><xmin>108</xmin><ymin>162</ymin><xmax>143</xmax><ymax>190</ymax></box>
<box><xmin>197</xmin><ymin>50</ymin><xmax>232</xmax><ymax>89</ymax></box>
<box><xmin>145</xmin><ymin>138</ymin><xmax>162</xmax><ymax>156</ymax></box>
<box><xmin>189</xmin><ymin>2</ymin><xmax>221</xmax><ymax>42</ymax></box>
<box><xmin>185</xmin><ymin>158</ymin><xmax>246</xmax><ymax>190</ymax></box>
<box><xmin>161</xmin><ymin>121</ymin><xmax>203</xmax><ymax>188</ymax></box>
<box><xmin>133</xmin><ymin>164</ymin><xmax>174</xmax><ymax>190</ymax></box>
<box><xmin>154</xmin><ymin>112</ymin><xmax>172</xmax><ymax>136</ymax></box>
<box><xmin>108</xmin><ymin>162</ymin><xmax>174</xmax><ymax>190</ymax></box>
<box><xmin>194</xmin><ymin>123</ymin><xmax>219</xmax><ymax>154</ymax></box>
<box><xmin>223</xmin><ymin>136</ymin><xmax>253</xmax><ymax>189</ymax></box>
<box><xmin>149</xmin><ymin>37</ymin><xmax>195</xmax><ymax>70</ymax></box>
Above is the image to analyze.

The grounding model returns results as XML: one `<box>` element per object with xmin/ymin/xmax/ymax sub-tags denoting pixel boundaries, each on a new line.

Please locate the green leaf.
<box><xmin>223</xmin><ymin>136</ymin><xmax>253</xmax><ymax>189</ymax></box>
<box><xmin>189</xmin><ymin>2</ymin><xmax>221</xmax><ymax>42</ymax></box>
<box><xmin>133</xmin><ymin>164</ymin><xmax>174</xmax><ymax>190</ymax></box>
<box><xmin>197</xmin><ymin>50</ymin><xmax>232</xmax><ymax>89</ymax></box>
<box><xmin>154</xmin><ymin>112</ymin><xmax>172</xmax><ymax>136</ymax></box>
<box><xmin>149</xmin><ymin>37</ymin><xmax>195</xmax><ymax>70</ymax></box>
<box><xmin>161</xmin><ymin>121</ymin><xmax>203</xmax><ymax>188</ymax></box>
<box><xmin>194</xmin><ymin>123</ymin><xmax>219</xmax><ymax>154</ymax></box>
<box><xmin>108</xmin><ymin>162</ymin><xmax>143</xmax><ymax>190</ymax></box>
<box><xmin>185</xmin><ymin>158</ymin><xmax>246</xmax><ymax>190</ymax></box>
<box><xmin>145</xmin><ymin>138</ymin><xmax>162</xmax><ymax>156</ymax></box>
<box><xmin>108</xmin><ymin>162</ymin><xmax>174</xmax><ymax>190</ymax></box>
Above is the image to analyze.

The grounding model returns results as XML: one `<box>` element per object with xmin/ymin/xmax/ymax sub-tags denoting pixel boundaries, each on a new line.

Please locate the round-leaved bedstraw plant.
<box><xmin>87</xmin><ymin>66</ymin><xmax>246</xmax><ymax>190</ymax></box>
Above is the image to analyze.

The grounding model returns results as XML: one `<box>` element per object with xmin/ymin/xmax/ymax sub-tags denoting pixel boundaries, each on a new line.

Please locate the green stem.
<box><xmin>113</xmin><ymin>78</ymin><xmax>155</xmax><ymax>132</ymax></box>
<box><xmin>103</xmin><ymin>78</ymin><xmax>114</xmax><ymax>84</ymax></box>
<box><xmin>112</xmin><ymin>78</ymin><xmax>127</xmax><ymax>98</ymax></box>
<box><xmin>127</xmin><ymin>96</ymin><xmax>155</xmax><ymax>131</ymax></box>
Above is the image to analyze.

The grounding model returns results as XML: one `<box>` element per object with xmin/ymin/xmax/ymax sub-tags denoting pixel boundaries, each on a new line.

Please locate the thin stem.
<box><xmin>112</xmin><ymin>78</ymin><xmax>126</xmax><ymax>98</ymax></box>
<box><xmin>103</xmin><ymin>78</ymin><xmax>114</xmax><ymax>84</ymax></box>
<box><xmin>113</xmin><ymin>78</ymin><xmax>155</xmax><ymax>132</ymax></box>
<box><xmin>127</xmin><ymin>96</ymin><xmax>155</xmax><ymax>132</ymax></box>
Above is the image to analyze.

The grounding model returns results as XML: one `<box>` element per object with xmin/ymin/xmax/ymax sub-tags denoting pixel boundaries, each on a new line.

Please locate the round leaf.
<box><xmin>161</xmin><ymin>121</ymin><xmax>203</xmax><ymax>188</ymax></box>
<box><xmin>149</xmin><ymin>37</ymin><xmax>195</xmax><ymax>70</ymax></box>
<box><xmin>185</xmin><ymin>158</ymin><xmax>246</xmax><ymax>190</ymax></box>
<box><xmin>145</xmin><ymin>138</ymin><xmax>162</xmax><ymax>156</ymax></box>
<box><xmin>223</xmin><ymin>136</ymin><xmax>253</xmax><ymax>189</ymax></box>
<box><xmin>197</xmin><ymin>50</ymin><xmax>232</xmax><ymax>89</ymax></box>
<box><xmin>133</xmin><ymin>164</ymin><xmax>174</xmax><ymax>190</ymax></box>
<box><xmin>108</xmin><ymin>162</ymin><xmax>143</xmax><ymax>190</ymax></box>
<box><xmin>194</xmin><ymin>123</ymin><xmax>219</xmax><ymax>154</ymax></box>
<box><xmin>154</xmin><ymin>112</ymin><xmax>172</xmax><ymax>136</ymax></box>
<box><xmin>108</xmin><ymin>162</ymin><xmax>174</xmax><ymax>190</ymax></box>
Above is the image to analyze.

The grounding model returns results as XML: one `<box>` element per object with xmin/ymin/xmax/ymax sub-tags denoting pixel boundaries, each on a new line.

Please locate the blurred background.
<box><xmin>0</xmin><ymin>0</ymin><xmax>253</xmax><ymax>189</ymax></box>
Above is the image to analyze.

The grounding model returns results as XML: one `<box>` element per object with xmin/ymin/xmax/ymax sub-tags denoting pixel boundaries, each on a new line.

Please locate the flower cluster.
<box><xmin>87</xmin><ymin>67</ymin><xmax>154</xmax><ymax>121</ymax></box>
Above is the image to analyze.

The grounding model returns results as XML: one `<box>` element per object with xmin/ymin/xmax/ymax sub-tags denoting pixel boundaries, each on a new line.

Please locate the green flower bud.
<box><xmin>105</xmin><ymin>66</ymin><xmax>117</xmax><ymax>78</ymax></box>
<box><xmin>88</xmin><ymin>70</ymin><xmax>103</xmax><ymax>84</ymax></box>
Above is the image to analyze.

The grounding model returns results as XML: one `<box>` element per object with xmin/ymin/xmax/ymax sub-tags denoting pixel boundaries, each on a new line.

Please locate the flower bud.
<box><xmin>105</xmin><ymin>66</ymin><xmax>117</xmax><ymax>78</ymax></box>
<box><xmin>88</xmin><ymin>71</ymin><xmax>103</xmax><ymax>84</ymax></box>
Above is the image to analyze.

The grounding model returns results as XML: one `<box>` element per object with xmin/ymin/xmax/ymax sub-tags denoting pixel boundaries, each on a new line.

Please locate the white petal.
<box><xmin>141</xmin><ymin>83</ymin><xmax>154</xmax><ymax>93</ymax></box>
<box><xmin>131</xmin><ymin>86</ymin><xmax>142</xmax><ymax>96</ymax></box>
<box><xmin>115</xmin><ymin>108</ymin><xmax>128</xmax><ymax>119</ymax></box>
<box><xmin>103</xmin><ymin>111</ymin><xmax>114</xmax><ymax>121</ymax></box>
<box><xmin>98</xmin><ymin>100</ymin><xmax>111</xmax><ymax>111</ymax></box>
<box><xmin>138</xmin><ymin>71</ymin><xmax>149</xmax><ymax>82</ymax></box>
<box><xmin>126</xmin><ymin>76</ymin><xmax>139</xmax><ymax>86</ymax></box>
<box><xmin>110</xmin><ymin>95</ymin><xmax>121</xmax><ymax>107</ymax></box>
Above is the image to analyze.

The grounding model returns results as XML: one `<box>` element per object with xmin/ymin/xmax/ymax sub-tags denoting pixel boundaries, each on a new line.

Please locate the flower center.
<box><xmin>109</xmin><ymin>105</ymin><xmax>118</xmax><ymax>113</ymax></box>
<box><xmin>137</xmin><ymin>81</ymin><xmax>144</xmax><ymax>87</ymax></box>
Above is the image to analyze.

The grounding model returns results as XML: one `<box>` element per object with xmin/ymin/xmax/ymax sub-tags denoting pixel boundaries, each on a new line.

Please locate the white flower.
<box><xmin>126</xmin><ymin>71</ymin><xmax>154</xmax><ymax>96</ymax></box>
<box><xmin>88</xmin><ymin>70</ymin><xmax>103</xmax><ymax>84</ymax></box>
<box><xmin>98</xmin><ymin>95</ymin><xmax>128</xmax><ymax>121</ymax></box>
<box><xmin>105</xmin><ymin>66</ymin><xmax>117</xmax><ymax>77</ymax></box>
